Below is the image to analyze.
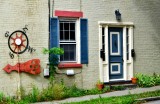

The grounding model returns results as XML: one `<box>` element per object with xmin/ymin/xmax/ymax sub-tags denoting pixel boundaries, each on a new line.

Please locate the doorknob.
<box><xmin>122</xmin><ymin>58</ymin><xmax>124</xmax><ymax>63</ymax></box>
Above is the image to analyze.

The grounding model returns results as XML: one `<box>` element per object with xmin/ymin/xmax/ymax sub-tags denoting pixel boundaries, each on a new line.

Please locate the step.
<box><xmin>104</xmin><ymin>81</ymin><xmax>138</xmax><ymax>90</ymax></box>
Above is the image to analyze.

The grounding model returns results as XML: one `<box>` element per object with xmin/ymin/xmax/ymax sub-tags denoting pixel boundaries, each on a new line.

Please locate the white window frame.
<box><xmin>59</xmin><ymin>18</ymin><xmax>80</xmax><ymax>63</ymax></box>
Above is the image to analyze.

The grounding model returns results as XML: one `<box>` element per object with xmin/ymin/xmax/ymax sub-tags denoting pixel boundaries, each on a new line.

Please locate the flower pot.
<box><xmin>131</xmin><ymin>78</ymin><xmax>137</xmax><ymax>84</ymax></box>
<box><xmin>96</xmin><ymin>84</ymin><xmax>104</xmax><ymax>90</ymax></box>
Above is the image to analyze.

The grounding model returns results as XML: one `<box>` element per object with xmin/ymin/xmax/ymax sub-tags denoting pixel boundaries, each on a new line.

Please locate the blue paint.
<box><xmin>49</xmin><ymin>18</ymin><xmax>59</xmax><ymax>65</ymax></box>
<box><xmin>109</xmin><ymin>27</ymin><xmax>123</xmax><ymax>80</ymax></box>
<box><xmin>50</xmin><ymin>18</ymin><xmax>59</xmax><ymax>48</ymax></box>
<box><xmin>112</xmin><ymin>65</ymin><xmax>118</xmax><ymax>72</ymax></box>
<box><xmin>80</xmin><ymin>18</ymin><xmax>88</xmax><ymax>64</ymax></box>
<box><xmin>112</xmin><ymin>34</ymin><xmax>118</xmax><ymax>53</ymax></box>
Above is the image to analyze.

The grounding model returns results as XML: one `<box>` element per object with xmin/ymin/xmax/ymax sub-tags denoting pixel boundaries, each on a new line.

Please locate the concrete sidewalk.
<box><xmin>33</xmin><ymin>86</ymin><xmax>160</xmax><ymax>104</ymax></box>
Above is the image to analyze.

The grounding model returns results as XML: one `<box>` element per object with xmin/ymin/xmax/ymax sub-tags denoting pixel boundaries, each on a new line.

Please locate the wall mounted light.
<box><xmin>115</xmin><ymin>9</ymin><xmax>121</xmax><ymax>21</ymax></box>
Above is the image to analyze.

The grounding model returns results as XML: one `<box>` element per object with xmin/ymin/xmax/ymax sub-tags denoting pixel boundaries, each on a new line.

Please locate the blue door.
<box><xmin>108</xmin><ymin>27</ymin><xmax>123</xmax><ymax>80</ymax></box>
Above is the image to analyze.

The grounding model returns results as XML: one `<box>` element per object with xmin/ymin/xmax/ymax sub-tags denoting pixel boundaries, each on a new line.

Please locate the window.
<box><xmin>50</xmin><ymin>18</ymin><xmax>88</xmax><ymax>64</ymax></box>
<box><xmin>59</xmin><ymin>20</ymin><xmax>76</xmax><ymax>62</ymax></box>
<box><xmin>126</xmin><ymin>28</ymin><xmax>129</xmax><ymax>60</ymax></box>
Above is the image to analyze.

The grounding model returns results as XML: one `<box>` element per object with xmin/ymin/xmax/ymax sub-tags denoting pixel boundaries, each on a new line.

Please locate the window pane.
<box><xmin>69</xmin><ymin>45</ymin><xmax>76</xmax><ymax>60</ymax></box>
<box><xmin>60</xmin><ymin>44</ymin><xmax>76</xmax><ymax>61</ymax></box>
<box><xmin>70</xmin><ymin>23</ymin><xmax>75</xmax><ymax>30</ymax></box>
<box><xmin>64</xmin><ymin>23</ymin><xmax>69</xmax><ymax>30</ymax></box>
<box><xmin>64</xmin><ymin>31</ymin><xmax>69</xmax><ymax>40</ymax></box>
<box><xmin>70</xmin><ymin>31</ymin><xmax>75</xmax><ymax>40</ymax></box>
<box><xmin>60</xmin><ymin>23</ymin><xmax>63</xmax><ymax>30</ymax></box>
<box><xmin>60</xmin><ymin>31</ymin><xmax>64</xmax><ymax>40</ymax></box>
<box><xmin>126</xmin><ymin>28</ymin><xmax>129</xmax><ymax>60</ymax></box>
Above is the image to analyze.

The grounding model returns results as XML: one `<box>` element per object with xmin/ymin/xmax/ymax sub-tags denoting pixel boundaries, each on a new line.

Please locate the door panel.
<box><xmin>109</xmin><ymin>27</ymin><xmax>123</xmax><ymax>80</ymax></box>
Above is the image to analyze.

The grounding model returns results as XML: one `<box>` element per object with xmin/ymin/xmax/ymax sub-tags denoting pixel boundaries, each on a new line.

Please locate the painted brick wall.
<box><xmin>0</xmin><ymin>0</ymin><xmax>160</xmax><ymax>96</ymax></box>
<box><xmin>0</xmin><ymin>0</ymin><xmax>49</xmax><ymax>96</ymax></box>
<box><xmin>131</xmin><ymin>1</ymin><xmax>160</xmax><ymax>74</ymax></box>
<box><xmin>52</xmin><ymin>0</ymin><xmax>160</xmax><ymax>89</ymax></box>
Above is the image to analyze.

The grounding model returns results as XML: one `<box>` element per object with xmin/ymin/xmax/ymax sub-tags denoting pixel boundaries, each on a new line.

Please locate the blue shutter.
<box><xmin>80</xmin><ymin>18</ymin><xmax>88</xmax><ymax>64</ymax></box>
<box><xmin>50</xmin><ymin>18</ymin><xmax>59</xmax><ymax>48</ymax></box>
<box><xmin>50</xmin><ymin>18</ymin><xmax>59</xmax><ymax>65</ymax></box>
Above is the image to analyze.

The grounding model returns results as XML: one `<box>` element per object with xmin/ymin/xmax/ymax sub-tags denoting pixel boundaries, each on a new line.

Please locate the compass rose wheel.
<box><xmin>8</xmin><ymin>30</ymin><xmax>29</xmax><ymax>54</ymax></box>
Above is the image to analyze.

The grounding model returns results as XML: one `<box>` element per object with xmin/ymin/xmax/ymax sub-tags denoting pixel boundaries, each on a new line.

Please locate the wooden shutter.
<box><xmin>50</xmin><ymin>18</ymin><xmax>59</xmax><ymax>65</ymax></box>
<box><xmin>50</xmin><ymin>18</ymin><xmax>59</xmax><ymax>48</ymax></box>
<box><xmin>80</xmin><ymin>18</ymin><xmax>88</xmax><ymax>64</ymax></box>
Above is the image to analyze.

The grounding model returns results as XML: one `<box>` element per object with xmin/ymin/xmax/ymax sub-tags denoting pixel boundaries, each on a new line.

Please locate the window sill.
<box><xmin>58</xmin><ymin>63</ymin><xmax>82</xmax><ymax>69</ymax></box>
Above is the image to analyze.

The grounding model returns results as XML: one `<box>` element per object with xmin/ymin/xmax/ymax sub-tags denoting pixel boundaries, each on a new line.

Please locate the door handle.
<box><xmin>122</xmin><ymin>58</ymin><xmax>124</xmax><ymax>63</ymax></box>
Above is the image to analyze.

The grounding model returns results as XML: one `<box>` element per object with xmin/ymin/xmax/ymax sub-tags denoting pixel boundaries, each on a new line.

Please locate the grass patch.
<box><xmin>68</xmin><ymin>90</ymin><xmax>160</xmax><ymax>104</ymax></box>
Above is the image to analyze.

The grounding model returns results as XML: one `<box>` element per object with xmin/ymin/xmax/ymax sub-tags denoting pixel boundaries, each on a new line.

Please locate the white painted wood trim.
<box><xmin>123</xmin><ymin>27</ymin><xmax>127</xmax><ymax>80</ymax></box>
<box><xmin>99</xmin><ymin>25</ymin><xmax>103</xmax><ymax>82</ymax></box>
<box><xmin>77</xmin><ymin>19</ymin><xmax>81</xmax><ymax>63</ymax></box>
<box><xmin>98</xmin><ymin>21</ymin><xmax>134</xmax><ymax>26</ymax></box>
<box><xmin>110</xmin><ymin>63</ymin><xmax>120</xmax><ymax>74</ymax></box>
<box><xmin>109</xmin><ymin>78</ymin><xmax>125</xmax><ymax>81</ymax></box>
<box><xmin>130</xmin><ymin>26</ymin><xmax>134</xmax><ymax>78</ymax></box>
<box><xmin>110</xmin><ymin>32</ymin><xmax>120</xmax><ymax>55</ymax></box>
<box><xmin>104</xmin><ymin>26</ymin><xmax>109</xmax><ymax>82</ymax></box>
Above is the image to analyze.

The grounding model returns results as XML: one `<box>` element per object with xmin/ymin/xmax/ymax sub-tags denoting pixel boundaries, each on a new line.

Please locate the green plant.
<box><xmin>111</xmin><ymin>86</ymin><xmax>125</xmax><ymax>91</ymax></box>
<box><xmin>52</xmin><ymin>83</ymin><xmax>65</xmax><ymax>100</ymax></box>
<box><xmin>136</xmin><ymin>73</ymin><xmax>156</xmax><ymax>87</ymax></box>
<box><xmin>0</xmin><ymin>92</ymin><xmax>4</xmax><ymax>102</ymax></box>
<box><xmin>96</xmin><ymin>80</ymin><xmax>104</xmax><ymax>85</ymax></box>
<box><xmin>64</xmin><ymin>85</ymin><xmax>86</xmax><ymax>97</ymax></box>
<box><xmin>153</xmin><ymin>73</ymin><xmax>160</xmax><ymax>85</ymax></box>
<box><xmin>42</xmin><ymin>47</ymin><xmax>64</xmax><ymax>84</ymax></box>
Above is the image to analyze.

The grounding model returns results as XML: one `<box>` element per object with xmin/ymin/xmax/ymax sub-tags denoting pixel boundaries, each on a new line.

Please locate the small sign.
<box><xmin>44</xmin><ymin>68</ymin><xmax>49</xmax><ymax>77</ymax></box>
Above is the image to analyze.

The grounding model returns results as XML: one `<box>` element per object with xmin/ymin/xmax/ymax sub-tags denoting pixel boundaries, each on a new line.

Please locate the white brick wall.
<box><xmin>52</xmin><ymin>0</ymin><xmax>160</xmax><ymax>89</ymax></box>
<box><xmin>0</xmin><ymin>0</ymin><xmax>160</xmax><ymax>96</ymax></box>
<box><xmin>0</xmin><ymin>0</ymin><xmax>49</xmax><ymax>96</ymax></box>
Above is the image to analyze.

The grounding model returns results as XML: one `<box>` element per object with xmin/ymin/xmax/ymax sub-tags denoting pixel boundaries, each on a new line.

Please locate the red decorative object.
<box><xmin>55</xmin><ymin>10</ymin><xmax>83</xmax><ymax>18</ymax></box>
<box><xmin>3</xmin><ymin>59</ymin><xmax>41</xmax><ymax>74</ymax></box>
<box><xmin>58</xmin><ymin>63</ymin><xmax>82</xmax><ymax>69</ymax></box>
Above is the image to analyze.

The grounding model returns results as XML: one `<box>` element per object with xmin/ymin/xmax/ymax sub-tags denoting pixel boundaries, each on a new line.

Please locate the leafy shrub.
<box><xmin>153</xmin><ymin>73</ymin><xmax>160</xmax><ymax>85</ymax></box>
<box><xmin>135</xmin><ymin>73</ymin><xmax>160</xmax><ymax>87</ymax></box>
<box><xmin>40</xmin><ymin>86</ymin><xmax>54</xmax><ymax>101</ymax></box>
<box><xmin>52</xmin><ymin>83</ymin><xmax>65</xmax><ymax>100</ymax></box>
<box><xmin>30</xmin><ymin>86</ymin><xmax>40</xmax><ymax>102</ymax></box>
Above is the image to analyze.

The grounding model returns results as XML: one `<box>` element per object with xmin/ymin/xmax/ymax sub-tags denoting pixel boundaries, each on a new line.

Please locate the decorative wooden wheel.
<box><xmin>8</xmin><ymin>30</ymin><xmax>29</xmax><ymax>54</ymax></box>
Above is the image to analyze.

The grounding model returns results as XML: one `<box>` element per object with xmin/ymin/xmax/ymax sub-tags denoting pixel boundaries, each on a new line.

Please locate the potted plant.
<box><xmin>96</xmin><ymin>80</ymin><xmax>104</xmax><ymax>90</ymax></box>
<box><xmin>131</xmin><ymin>77</ymin><xmax>138</xmax><ymax>84</ymax></box>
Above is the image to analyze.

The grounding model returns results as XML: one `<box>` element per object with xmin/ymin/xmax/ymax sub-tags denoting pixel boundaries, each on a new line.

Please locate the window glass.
<box><xmin>60</xmin><ymin>44</ymin><xmax>76</xmax><ymax>61</ymax></box>
<box><xmin>126</xmin><ymin>28</ymin><xmax>129</xmax><ymax>60</ymax></box>
<box><xmin>70</xmin><ymin>31</ymin><xmax>75</xmax><ymax>40</ymax></box>
<box><xmin>70</xmin><ymin>23</ymin><xmax>75</xmax><ymax>30</ymax></box>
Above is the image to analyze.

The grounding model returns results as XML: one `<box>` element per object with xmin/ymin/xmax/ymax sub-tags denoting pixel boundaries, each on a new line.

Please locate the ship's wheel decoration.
<box><xmin>8</xmin><ymin>30</ymin><xmax>29</xmax><ymax>54</ymax></box>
